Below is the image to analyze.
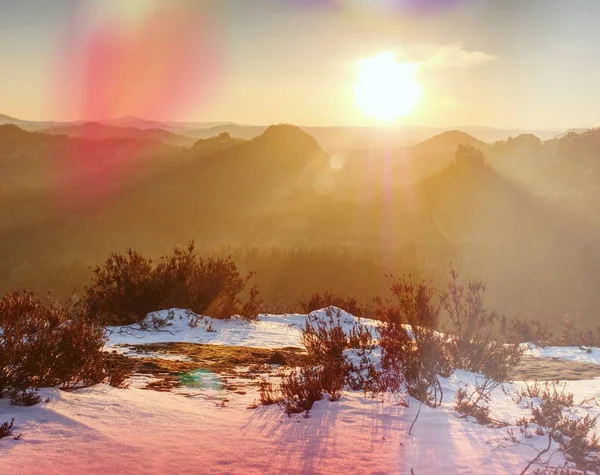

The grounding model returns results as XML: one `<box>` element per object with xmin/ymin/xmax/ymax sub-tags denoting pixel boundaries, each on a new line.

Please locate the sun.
<box><xmin>354</xmin><ymin>52</ymin><xmax>423</xmax><ymax>122</ymax></box>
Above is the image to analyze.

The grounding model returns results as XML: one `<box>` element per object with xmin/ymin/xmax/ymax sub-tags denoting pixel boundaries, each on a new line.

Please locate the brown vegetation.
<box><xmin>376</xmin><ymin>276</ymin><xmax>452</xmax><ymax>407</ymax></box>
<box><xmin>0</xmin><ymin>291</ymin><xmax>106</xmax><ymax>403</ymax></box>
<box><xmin>0</xmin><ymin>419</ymin><xmax>15</xmax><ymax>439</ymax></box>
<box><xmin>84</xmin><ymin>242</ymin><xmax>261</xmax><ymax>325</ymax></box>
<box><xmin>123</xmin><ymin>342</ymin><xmax>307</xmax><ymax>373</ymax></box>
<box><xmin>299</xmin><ymin>291</ymin><xmax>372</xmax><ymax>317</ymax></box>
<box><xmin>514</xmin><ymin>382</ymin><xmax>600</xmax><ymax>474</ymax></box>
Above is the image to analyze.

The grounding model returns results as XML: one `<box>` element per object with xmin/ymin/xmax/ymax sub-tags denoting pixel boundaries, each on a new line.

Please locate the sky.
<box><xmin>1</xmin><ymin>0</ymin><xmax>599</xmax><ymax>129</ymax></box>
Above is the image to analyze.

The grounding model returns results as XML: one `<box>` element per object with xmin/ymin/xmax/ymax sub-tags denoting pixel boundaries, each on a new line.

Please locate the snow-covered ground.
<box><xmin>106</xmin><ymin>307</ymin><xmax>381</xmax><ymax>350</ymax></box>
<box><xmin>524</xmin><ymin>343</ymin><xmax>600</xmax><ymax>365</ymax></box>
<box><xmin>2</xmin><ymin>307</ymin><xmax>600</xmax><ymax>474</ymax></box>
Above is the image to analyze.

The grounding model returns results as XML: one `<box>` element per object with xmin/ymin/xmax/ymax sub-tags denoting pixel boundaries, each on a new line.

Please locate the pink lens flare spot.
<box><xmin>51</xmin><ymin>2</ymin><xmax>221</xmax><ymax>210</ymax></box>
<box><xmin>282</xmin><ymin>0</ymin><xmax>466</xmax><ymax>14</ymax></box>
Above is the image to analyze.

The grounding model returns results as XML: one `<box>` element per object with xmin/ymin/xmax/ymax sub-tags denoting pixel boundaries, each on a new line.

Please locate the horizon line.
<box><xmin>0</xmin><ymin>112</ymin><xmax>587</xmax><ymax>133</ymax></box>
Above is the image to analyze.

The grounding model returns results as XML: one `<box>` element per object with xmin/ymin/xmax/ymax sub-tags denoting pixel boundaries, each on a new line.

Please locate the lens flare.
<box><xmin>283</xmin><ymin>0</ymin><xmax>466</xmax><ymax>15</ymax></box>
<box><xmin>51</xmin><ymin>0</ymin><xmax>221</xmax><ymax>210</ymax></box>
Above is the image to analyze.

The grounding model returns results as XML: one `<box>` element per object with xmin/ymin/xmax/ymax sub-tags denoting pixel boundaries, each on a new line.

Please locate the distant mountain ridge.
<box><xmin>2</xmin><ymin>122</ymin><xmax>600</xmax><ymax>322</ymax></box>
<box><xmin>0</xmin><ymin>112</ymin><xmax>570</xmax><ymax>149</ymax></box>
<box><xmin>42</xmin><ymin>122</ymin><xmax>196</xmax><ymax>147</ymax></box>
<box><xmin>410</xmin><ymin>130</ymin><xmax>488</xmax><ymax>156</ymax></box>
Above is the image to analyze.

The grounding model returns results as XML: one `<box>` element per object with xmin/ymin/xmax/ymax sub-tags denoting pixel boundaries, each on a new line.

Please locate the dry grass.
<box><xmin>125</xmin><ymin>343</ymin><xmax>307</xmax><ymax>373</ymax></box>
<box><xmin>104</xmin><ymin>344</ymin><xmax>308</xmax><ymax>392</ymax></box>
<box><xmin>511</xmin><ymin>356</ymin><xmax>600</xmax><ymax>381</ymax></box>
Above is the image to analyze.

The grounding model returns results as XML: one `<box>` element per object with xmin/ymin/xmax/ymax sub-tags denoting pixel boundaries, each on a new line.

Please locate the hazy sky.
<box><xmin>1</xmin><ymin>0</ymin><xmax>599</xmax><ymax>129</ymax></box>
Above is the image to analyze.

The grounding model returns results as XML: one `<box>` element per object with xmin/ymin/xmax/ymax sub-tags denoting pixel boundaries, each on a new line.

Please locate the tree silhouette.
<box><xmin>455</xmin><ymin>143</ymin><xmax>486</xmax><ymax>168</ymax></box>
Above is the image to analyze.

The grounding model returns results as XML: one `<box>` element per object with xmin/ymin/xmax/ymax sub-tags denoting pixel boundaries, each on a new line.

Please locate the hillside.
<box><xmin>410</xmin><ymin>130</ymin><xmax>487</xmax><ymax>156</ymax></box>
<box><xmin>2</xmin><ymin>124</ymin><xmax>600</xmax><ymax>323</ymax></box>
<box><xmin>398</xmin><ymin>154</ymin><xmax>600</xmax><ymax>319</ymax></box>
<box><xmin>188</xmin><ymin>125</ymin><xmax>517</xmax><ymax>151</ymax></box>
<box><xmin>0</xmin><ymin>112</ymin><xmax>570</xmax><ymax>149</ymax></box>
<box><xmin>0</xmin><ymin>124</ymin><xmax>329</xmax><ymax>289</ymax></box>
<box><xmin>0</xmin><ymin>124</ymin><xmax>180</xmax><ymax>190</ymax></box>
<box><xmin>0</xmin><ymin>113</ymin><xmax>21</xmax><ymax>124</ymax></box>
<box><xmin>0</xmin><ymin>114</ymin><xmax>59</xmax><ymax>131</ymax></box>
<box><xmin>42</xmin><ymin>122</ymin><xmax>196</xmax><ymax>147</ymax></box>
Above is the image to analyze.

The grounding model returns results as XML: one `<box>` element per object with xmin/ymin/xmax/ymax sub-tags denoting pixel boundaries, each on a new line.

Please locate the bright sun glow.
<box><xmin>354</xmin><ymin>52</ymin><xmax>423</xmax><ymax>122</ymax></box>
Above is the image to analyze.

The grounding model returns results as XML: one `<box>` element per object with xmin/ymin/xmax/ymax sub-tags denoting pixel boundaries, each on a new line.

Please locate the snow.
<box><xmin>4</xmin><ymin>374</ymin><xmax>598</xmax><ymax>474</ymax></box>
<box><xmin>3</xmin><ymin>307</ymin><xmax>600</xmax><ymax>474</ymax></box>
<box><xmin>524</xmin><ymin>344</ymin><xmax>600</xmax><ymax>365</ymax></box>
<box><xmin>0</xmin><ymin>384</ymin><xmax>536</xmax><ymax>474</ymax></box>
<box><xmin>106</xmin><ymin>307</ymin><xmax>382</xmax><ymax>350</ymax></box>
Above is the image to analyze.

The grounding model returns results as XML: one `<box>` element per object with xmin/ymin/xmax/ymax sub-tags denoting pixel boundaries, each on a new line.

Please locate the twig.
<box><xmin>519</xmin><ymin>431</ymin><xmax>553</xmax><ymax>475</ymax></box>
<box><xmin>409</xmin><ymin>400</ymin><xmax>423</xmax><ymax>436</ymax></box>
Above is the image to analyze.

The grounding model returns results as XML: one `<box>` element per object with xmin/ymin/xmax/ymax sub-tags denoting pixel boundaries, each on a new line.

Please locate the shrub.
<box><xmin>0</xmin><ymin>419</ymin><xmax>14</xmax><ymax>439</ymax></box>
<box><xmin>299</xmin><ymin>291</ymin><xmax>371</xmax><ymax>317</ymax></box>
<box><xmin>515</xmin><ymin>381</ymin><xmax>600</xmax><ymax>474</ymax></box>
<box><xmin>441</xmin><ymin>270</ymin><xmax>523</xmax><ymax>381</ymax></box>
<box><xmin>348</xmin><ymin>323</ymin><xmax>377</xmax><ymax>353</ymax></box>
<box><xmin>499</xmin><ymin>314</ymin><xmax>600</xmax><ymax>349</ymax></box>
<box><xmin>532</xmin><ymin>467</ymin><xmax>584</xmax><ymax>475</ymax></box>
<box><xmin>376</xmin><ymin>276</ymin><xmax>452</xmax><ymax>407</ymax></box>
<box><xmin>0</xmin><ymin>291</ymin><xmax>106</xmax><ymax>397</ymax></box>
<box><xmin>278</xmin><ymin>366</ymin><xmax>323</xmax><ymax>415</ymax></box>
<box><xmin>559</xmin><ymin>315</ymin><xmax>600</xmax><ymax>349</ymax></box>
<box><xmin>438</xmin><ymin>272</ymin><xmax>523</xmax><ymax>422</ymax></box>
<box><xmin>499</xmin><ymin>316</ymin><xmax>554</xmax><ymax>346</ymax></box>
<box><xmin>455</xmin><ymin>386</ymin><xmax>491</xmax><ymax>425</ymax></box>
<box><xmin>301</xmin><ymin>308</ymin><xmax>375</xmax><ymax>397</ymax></box>
<box><xmin>264</xmin><ymin>308</ymin><xmax>373</xmax><ymax>414</ymax></box>
<box><xmin>84</xmin><ymin>242</ymin><xmax>261</xmax><ymax>325</ymax></box>
<box><xmin>301</xmin><ymin>309</ymin><xmax>349</xmax><ymax>365</ymax></box>
<box><xmin>8</xmin><ymin>388</ymin><xmax>42</xmax><ymax>406</ymax></box>
<box><xmin>106</xmin><ymin>364</ymin><xmax>132</xmax><ymax>389</ymax></box>
<box><xmin>258</xmin><ymin>378</ymin><xmax>281</xmax><ymax>406</ymax></box>
<box><xmin>320</xmin><ymin>360</ymin><xmax>346</xmax><ymax>401</ymax></box>
<box><xmin>453</xmin><ymin>381</ymin><xmax>510</xmax><ymax>428</ymax></box>
<box><xmin>374</xmin><ymin>271</ymin><xmax>522</xmax><ymax>426</ymax></box>
<box><xmin>83</xmin><ymin>249</ymin><xmax>156</xmax><ymax>325</ymax></box>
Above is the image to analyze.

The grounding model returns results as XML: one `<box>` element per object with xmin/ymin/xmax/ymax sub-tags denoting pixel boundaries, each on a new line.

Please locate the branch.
<box><xmin>409</xmin><ymin>400</ymin><xmax>423</xmax><ymax>436</ymax></box>
<box><xmin>519</xmin><ymin>431</ymin><xmax>553</xmax><ymax>475</ymax></box>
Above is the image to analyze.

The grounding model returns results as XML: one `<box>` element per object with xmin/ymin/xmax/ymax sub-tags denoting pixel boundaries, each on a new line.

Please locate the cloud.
<box><xmin>429</xmin><ymin>45</ymin><xmax>497</xmax><ymax>67</ymax></box>
<box><xmin>399</xmin><ymin>44</ymin><xmax>498</xmax><ymax>69</ymax></box>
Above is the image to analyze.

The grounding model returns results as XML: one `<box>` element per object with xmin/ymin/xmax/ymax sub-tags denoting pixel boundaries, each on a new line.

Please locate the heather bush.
<box><xmin>514</xmin><ymin>381</ymin><xmax>600</xmax><ymax>474</ymax></box>
<box><xmin>376</xmin><ymin>277</ymin><xmax>452</xmax><ymax>407</ymax></box>
<box><xmin>278</xmin><ymin>366</ymin><xmax>323</xmax><ymax>415</ymax></box>
<box><xmin>265</xmin><ymin>272</ymin><xmax>526</xmax><ymax>422</ymax></box>
<box><xmin>497</xmin><ymin>313</ymin><xmax>600</xmax><ymax>349</ymax></box>
<box><xmin>347</xmin><ymin>322</ymin><xmax>377</xmax><ymax>353</ymax></box>
<box><xmin>0</xmin><ymin>419</ymin><xmax>14</xmax><ymax>439</ymax></box>
<box><xmin>261</xmin><ymin>308</ymin><xmax>376</xmax><ymax>414</ymax></box>
<box><xmin>441</xmin><ymin>270</ymin><xmax>523</xmax><ymax>381</ymax></box>
<box><xmin>302</xmin><ymin>309</ymin><xmax>350</xmax><ymax>364</ymax></box>
<box><xmin>454</xmin><ymin>386</ymin><xmax>491</xmax><ymax>425</ymax></box>
<box><xmin>302</xmin><ymin>308</ymin><xmax>375</xmax><ymax>395</ymax></box>
<box><xmin>8</xmin><ymin>388</ymin><xmax>41</xmax><ymax>406</ymax></box>
<box><xmin>532</xmin><ymin>468</ymin><xmax>584</xmax><ymax>475</ymax></box>
<box><xmin>84</xmin><ymin>242</ymin><xmax>261</xmax><ymax>325</ymax></box>
<box><xmin>83</xmin><ymin>249</ymin><xmax>156</xmax><ymax>325</ymax></box>
<box><xmin>258</xmin><ymin>378</ymin><xmax>281</xmax><ymax>406</ymax></box>
<box><xmin>559</xmin><ymin>315</ymin><xmax>600</xmax><ymax>349</ymax></box>
<box><xmin>299</xmin><ymin>291</ymin><xmax>371</xmax><ymax>317</ymax></box>
<box><xmin>499</xmin><ymin>316</ymin><xmax>554</xmax><ymax>346</ymax></box>
<box><xmin>435</xmin><ymin>271</ymin><xmax>523</xmax><ymax>422</ymax></box>
<box><xmin>0</xmin><ymin>291</ymin><xmax>106</xmax><ymax>399</ymax></box>
<box><xmin>105</xmin><ymin>364</ymin><xmax>132</xmax><ymax>389</ymax></box>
